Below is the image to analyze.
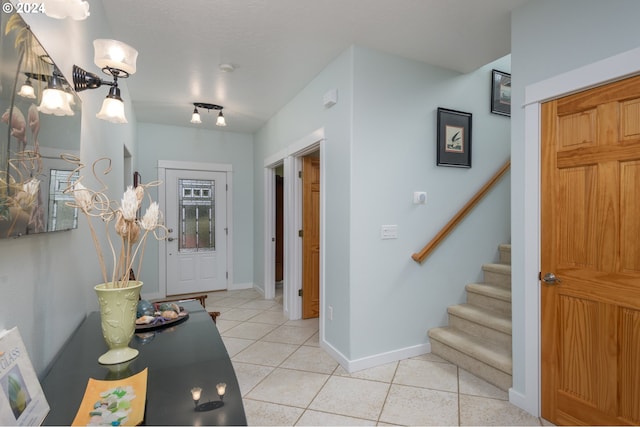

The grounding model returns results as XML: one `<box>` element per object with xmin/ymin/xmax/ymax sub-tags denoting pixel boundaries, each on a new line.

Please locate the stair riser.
<box><xmin>448</xmin><ymin>315</ymin><xmax>511</xmax><ymax>348</ymax></box>
<box><xmin>499</xmin><ymin>246</ymin><xmax>511</xmax><ymax>265</ymax></box>
<box><xmin>430</xmin><ymin>340</ymin><xmax>512</xmax><ymax>391</ymax></box>
<box><xmin>483</xmin><ymin>270</ymin><xmax>511</xmax><ymax>289</ymax></box>
<box><xmin>466</xmin><ymin>292</ymin><xmax>512</xmax><ymax>316</ymax></box>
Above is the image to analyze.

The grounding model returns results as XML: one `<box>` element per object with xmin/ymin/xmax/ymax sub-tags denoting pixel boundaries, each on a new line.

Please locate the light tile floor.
<box><xmin>203</xmin><ymin>288</ymin><xmax>547</xmax><ymax>426</ymax></box>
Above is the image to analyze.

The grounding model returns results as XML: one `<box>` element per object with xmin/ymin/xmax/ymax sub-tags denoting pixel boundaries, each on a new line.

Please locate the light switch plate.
<box><xmin>381</xmin><ymin>225</ymin><xmax>398</xmax><ymax>239</ymax></box>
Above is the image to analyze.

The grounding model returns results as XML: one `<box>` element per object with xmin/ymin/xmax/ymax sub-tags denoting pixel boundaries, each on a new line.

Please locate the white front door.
<box><xmin>164</xmin><ymin>169</ymin><xmax>228</xmax><ymax>295</ymax></box>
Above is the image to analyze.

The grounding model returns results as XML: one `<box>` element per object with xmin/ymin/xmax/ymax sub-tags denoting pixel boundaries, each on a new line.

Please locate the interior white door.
<box><xmin>164</xmin><ymin>169</ymin><xmax>228</xmax><ymax>295</ymax></box>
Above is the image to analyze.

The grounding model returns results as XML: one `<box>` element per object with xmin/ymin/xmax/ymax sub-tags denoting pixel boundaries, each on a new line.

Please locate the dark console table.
<box><xmin>41</xmin><ymin>300</ymin><xmax>246</xmax><ymax>425</ymax></box>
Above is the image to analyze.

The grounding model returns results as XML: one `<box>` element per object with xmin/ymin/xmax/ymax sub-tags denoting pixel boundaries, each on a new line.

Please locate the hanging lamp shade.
<box><xmin>39</xmin><ymin>88</ymin><xmax>74</xmax><ymax>115</ymax></box>
<box><xmin>96</xmin><ymin>86</ymin><xmax>127</xmax><ymax>123</ymax></box>
<box><xmin>190</xmin><ymin>108</ymin><xmax>202</xmax><ymax>124</ymax></box>
<box><xmin>38</xmin><ymin>71</ymin><xmax>74</xmax><ymax>116</ymax></box>
<box><xmin>93</xmin><ymin>39</ymin><xmax>138</xmax><ymax>75</ymax></box>
<box><xmin>216</xmin><ymin>110</ymin><xmax>226</xmax><ymax>127</ymax></box>
<box><xmin>17</xmin><ymin>79</ymin><xmax>36</xmax><ymax>99</ymax></box>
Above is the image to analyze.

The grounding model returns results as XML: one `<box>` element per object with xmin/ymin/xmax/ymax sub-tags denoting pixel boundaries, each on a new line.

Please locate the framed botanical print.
<box><xmin>437</xmin><ymin>108</ymin><xmax>472</xmax><ymax>168</ymax></box>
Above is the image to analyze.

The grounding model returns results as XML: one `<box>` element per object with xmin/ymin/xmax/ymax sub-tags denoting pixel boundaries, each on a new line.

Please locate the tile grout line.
<box><xmin>375</xmin><ymin>356</ymin><xmax>401</xmax><ymax>425</ymax></box>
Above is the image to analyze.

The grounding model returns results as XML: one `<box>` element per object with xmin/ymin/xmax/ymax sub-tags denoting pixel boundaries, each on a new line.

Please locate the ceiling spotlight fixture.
<box><xmin>190</xmin><ymin>103</ymin><xmax>226</xmax><ymax>127</ymax></box>
<box><xmin>72</xmin><ymin>39</ymin><xmax>138</xmax><ymax>124</ymax></box>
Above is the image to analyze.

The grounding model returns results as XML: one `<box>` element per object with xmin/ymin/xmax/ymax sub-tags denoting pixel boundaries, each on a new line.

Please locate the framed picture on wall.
<box><xmin>437</xmin><ymin>108</ymin><xmax>472</xmax><ymax>168</ymax></box>
<box><xmin>491</xmin><ymin>69</ymin><xmax>511</xmax><ymax>116</ymax></box>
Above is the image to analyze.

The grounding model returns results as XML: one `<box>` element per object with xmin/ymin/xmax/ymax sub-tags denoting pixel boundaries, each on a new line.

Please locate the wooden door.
<box><xmin>541</xmin><ymin>75</ymin><xmax>640</xmax><ymax>425</ymax></box>
<box><xmin>302</xmin><ymin>155</ymin><xmax>320</xmax><ymax>319</ymax></box>
<box><xmin>275</xmin><ymin>175</ymin><xmax>284</xmax><ymax>282</ymax></box>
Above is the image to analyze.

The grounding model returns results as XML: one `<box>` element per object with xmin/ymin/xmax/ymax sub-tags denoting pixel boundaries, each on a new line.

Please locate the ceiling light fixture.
<box><xmin>42</xmin><ymin>0</ymin><xmax>90</xmax><ymax>20</ymax></box>
<box><xmin>190</xmin><ymin>106</ymin><xmax>202</xmax><ymax>124</ymax></box>
<box><xmin>190</xmin><ymin>103</ymin><xmax>226</xmax><ymax>127</ymax></box>
<box><xmin>72</xmin><ymin>39</ymin><xmax>138</xmax><ymax>124</ymax></box>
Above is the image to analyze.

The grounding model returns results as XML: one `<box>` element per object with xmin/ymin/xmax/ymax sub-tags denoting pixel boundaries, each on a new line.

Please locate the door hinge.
<box><xmin>225</xmin><ymin>227</ymin><xmax>228</xmax><ymax>235</ymax></box>
<box><xmin>226</xmin><ymin>272</ymin><xmax>229</xmax><ymax>279</ymax></box>
<box><xmin>298</xmin><ymin>289</ymin><xmax>303</xmax><ymax>297</ymax></box>
<box><xmin>226</xmin><ymin>184</ymin><xmax>228</xmax><ymax>191</ymax></box>
<box><xmin>538</xmin><ymin>272</ymin><xmax>541</xmax><ymax>281</ymax></box>
<box><xmin>298</xmin><ymin>170</ymin><xmax>302</xmax><ymax>178</ymax></box>
<box><xmin>298</xmin><ymin>229</ymin><xmax>303</xmax><ymax>237</ymax></box>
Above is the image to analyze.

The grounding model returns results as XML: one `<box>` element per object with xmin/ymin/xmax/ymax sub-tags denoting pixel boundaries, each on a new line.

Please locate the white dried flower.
<box><xmin>23</xmin><ymin>178</ymin><xmax>40</xmax><ymax>197</ymax></box>
<box><xmin>140</xmin><ymin>202</ymin><xmax>159</xmax><ymax>231</ymax></box>
<box><xmin>121</xmin><ymin>186</ymin><xmax>138</xmax><ymax>221</ymax></box>
<box><xmin>14</xmin><ymin>178</ymin><xmax>40</xmax><ymax>211</ymax></box>
<box><xmin>72</xmin><ymin>182</ymin><xmax>92</xmax><ymax>213</ymax></box>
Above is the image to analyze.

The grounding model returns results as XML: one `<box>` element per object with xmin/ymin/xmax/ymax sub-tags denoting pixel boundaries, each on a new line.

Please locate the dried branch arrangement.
<box><xmin>63</xmin><ymin>154</ymin><xmax>167</xmax><ymax>288</ymax></box>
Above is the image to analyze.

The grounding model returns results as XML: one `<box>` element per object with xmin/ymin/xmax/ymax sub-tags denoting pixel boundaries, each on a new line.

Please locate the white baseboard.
<box><xmin>320</xmin><ymin>340</ymin><xmax>431</xmax><ymax>373</ymax></box>
<box><xmin>347</xmin><ymin>343</ymin><xmax>431</xmax><ymax>373</ymax></box>
<box><xmin>253</xmin><ymin>285</ymin><xmax>265</xmax><ymax>297</ymax></box>
<box><xmin>509</xmin><ymin>387</ymin><xmax>539</xmax><ymax>417</ymax></box>
<box><xmin>228</xmin><ymin>282</ymin><xmax>254</xmax><ymax>291</ymax></box>
<box><xmin>319</xmin><ymin>339</ymin><xmax>350</xmax><ymax>371</ymax></box>
<box><xmin>141</xmin><ymin>292</ymin><xmax>163</xmax><ymax>301</ymax></box>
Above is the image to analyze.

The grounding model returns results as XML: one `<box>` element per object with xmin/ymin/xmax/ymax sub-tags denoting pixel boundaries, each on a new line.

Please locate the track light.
<box><xmin>216</xmin><ymin>110</ymin><xmax>226</xmax><ymax>127</ymax></box>
<box><xmin>190</xmin><ymin>103</ymin><xmax>226</xmax><ymax>127</ymax></box>
<box><xmin>190</xmin><ymin>107</ymin><xmax>202</xmax><ymax>124</ymax></box>
<box><xmin>72</xmin><ymin>39</ymin><xmax>137</xmax><ymax>123</ymax></box>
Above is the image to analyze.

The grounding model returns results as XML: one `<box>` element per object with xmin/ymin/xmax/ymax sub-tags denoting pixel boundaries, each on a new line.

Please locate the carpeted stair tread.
<box><xmin>428</xmin><ymin>327</ymin><xmax>512</xmax><ymax>374</ymax></box>
<box><xmin>447</xmin><ymin>303</ymin><xmax>512</xmax><ymax>335</ymax></box>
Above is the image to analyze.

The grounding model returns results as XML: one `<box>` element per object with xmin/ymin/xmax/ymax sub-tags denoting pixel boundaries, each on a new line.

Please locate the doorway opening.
<box><xmin>263</xmin><ymin>129</ymin><xmax>324</xmax><ymax>321</ymax></box>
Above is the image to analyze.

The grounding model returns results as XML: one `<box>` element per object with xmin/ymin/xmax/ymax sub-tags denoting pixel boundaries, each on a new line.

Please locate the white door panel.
<box><xmin>165</xmin><ymin>169</ymin><xmax>227</xmax><ymax>295</ymax></box>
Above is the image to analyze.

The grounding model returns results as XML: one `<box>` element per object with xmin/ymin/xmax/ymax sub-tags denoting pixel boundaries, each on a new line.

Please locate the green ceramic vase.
<box><xmin>94</xmin><ymin>281</ymin><xmax>143</xmax><ymax>365</ymax></box>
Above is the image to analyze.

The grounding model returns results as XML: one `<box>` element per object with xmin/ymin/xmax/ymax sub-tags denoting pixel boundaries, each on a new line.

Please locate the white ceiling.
<box><xmin>101</xmin><ymin>0</ymin><xmax>525</xmax><ymax>133</ymax></box>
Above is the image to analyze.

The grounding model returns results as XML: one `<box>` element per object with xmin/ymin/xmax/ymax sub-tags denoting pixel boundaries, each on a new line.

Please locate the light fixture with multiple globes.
<box><xmin>190</xmin><ymin>102</ymin><xmax>226</xmax><ymax>127</ymax></box>
<box><xmin>72</xmin><ymin>39</ymin><xmax>138</xmax><ymax>123</ymax></box>
<box><xmin>190</xmin><ymin>382</ymin><xmax>226</xmax><ymax>412</ymax></box>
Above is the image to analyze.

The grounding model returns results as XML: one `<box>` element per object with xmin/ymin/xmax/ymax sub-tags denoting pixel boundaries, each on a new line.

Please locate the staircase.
<box><xmin>428</xmin><ymin>244</ymin><xmax>512</xmax><ymax>391</ymax></box>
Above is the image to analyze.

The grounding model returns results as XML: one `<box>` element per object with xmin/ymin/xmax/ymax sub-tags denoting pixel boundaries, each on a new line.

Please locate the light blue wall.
<box><xmin>349</xmin><ymin>47</ymin><xmax>510</xmax><ymax>360</ymax></box>
<box><xmin>254</xmin><ymin>47</ymin><xmax>354</xmax><ymax>353</ymax></box>
<box><xmin>136</xmin><ymin>123</ymin><xmax>255</xmax><ymax>295</ymax></box>
<box><xmin>254</xmin><ymin>44</ymin><xmax>510</xmax><ymax>363</ymax></box>
<box><xmin>510</xmin><ymin>0</ymin><xmax>640</xmax><ymax>410</ymax></box>
<box><xmin>0</xmin><ymin>2</ymin><xmax>138</xmax><ymax>375</ymax></box>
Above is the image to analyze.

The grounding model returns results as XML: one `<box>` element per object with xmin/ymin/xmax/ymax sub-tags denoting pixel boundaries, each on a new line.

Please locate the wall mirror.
<box><xmin>0</xmin><ymin>8</ymin><xmax>82</xmax><ymax>238</ymax></box>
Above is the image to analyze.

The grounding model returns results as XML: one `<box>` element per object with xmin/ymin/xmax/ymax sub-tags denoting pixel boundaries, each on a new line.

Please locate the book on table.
<box><xmin>0</xmin><ymin>327</ymin><xmax>50</xmax><ymax>426</ymax></box>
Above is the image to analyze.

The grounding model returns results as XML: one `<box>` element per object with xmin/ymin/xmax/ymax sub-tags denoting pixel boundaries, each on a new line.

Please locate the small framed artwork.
<box><xmin>491</xmin><ymin>69</ymin><xmax>511</xmax><ymax>116</ymax></box>
<box><xmin>437</xmin><ymin>108</ymin><xmax>472</xmax><ymax>168</ymax></box>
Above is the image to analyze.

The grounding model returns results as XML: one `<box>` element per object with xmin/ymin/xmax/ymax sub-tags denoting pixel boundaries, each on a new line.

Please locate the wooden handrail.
<box><xmin>411</xmin><ymin>160</ymin><xmax>511</xmax><ymax>264</ymax></box>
